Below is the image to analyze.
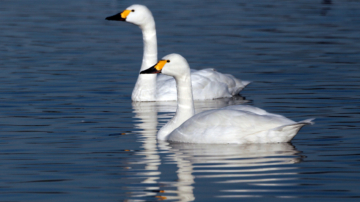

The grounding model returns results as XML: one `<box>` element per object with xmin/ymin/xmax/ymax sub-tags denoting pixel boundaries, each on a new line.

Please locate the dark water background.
<box><xmin>1</xmin><ymin>0</ymin><xmax>360</xmax><ymax>201</ymax></box>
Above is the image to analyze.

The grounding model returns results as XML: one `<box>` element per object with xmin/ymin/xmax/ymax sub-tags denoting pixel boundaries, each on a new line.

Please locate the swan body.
<box><xmin>140</xmin><ymin>54</ymin><xmax>314</xmax><ymax>144</ymax></box>
<box><xmin>106</xmin><ymin>5</ymin><xmax>250</xmax><ymax>101</ymax></box>
<box><xmin>168</xmin><ymin>105</ymin><xmax>314</xmax><ymax>144</ymax></box>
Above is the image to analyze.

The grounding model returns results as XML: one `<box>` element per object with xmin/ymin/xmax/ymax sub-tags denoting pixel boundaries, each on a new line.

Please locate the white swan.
<box><xmin>140</xmin><ymin>54</ymin><xmax>314</xmax><ymax>144</ymax></box>
<box><xmin>106</xmin><ymin>5</ymin><xmax>250</xmax><ymax>101</ymax></box>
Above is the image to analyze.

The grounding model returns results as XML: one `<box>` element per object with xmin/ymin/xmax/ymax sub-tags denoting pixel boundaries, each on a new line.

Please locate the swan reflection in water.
<box><xmin>158</xmin><ymin>142</ymin><xmax>303</xmax><ymax>201</ymax></box>
<box><xmin>128</xmin><ymin>97</ymin><xmax>303</xmax><ymax>201</ymax></box>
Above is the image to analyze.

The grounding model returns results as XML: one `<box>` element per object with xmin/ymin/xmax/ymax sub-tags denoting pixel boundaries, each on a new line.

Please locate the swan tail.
<box><xmin>274</xmin><ymin>118</ymin><xmax>315</xmax><ymax>132</ymax></box>
<box><xmin>232</xmin><ymin>80</ymin><xmax>251</xmax><ymax>95</ymax></box>
<box><xmin>297</xmin><ymin>118</ymin><xmax>315</xmax><ymax>125</ymax></box>
<box><xmin>271</xmin><ymin>118</ymin><xmax>315</xmax><ymax>142</ymax></box>
<box><xmin>241</xmin><ymin>80</ymin><xmax>251</xmax><ymax>87</ymax></box>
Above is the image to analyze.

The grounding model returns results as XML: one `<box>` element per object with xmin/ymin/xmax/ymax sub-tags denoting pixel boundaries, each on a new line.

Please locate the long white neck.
<box><xmin>157</xmin><ymin>70</ymin><xmax>195</xmax><ymax>140</ymax></box>
<box><xmin>132</xmin><ymin>23</ymin><xmax>158</xmax><ymax>101</ymax></box>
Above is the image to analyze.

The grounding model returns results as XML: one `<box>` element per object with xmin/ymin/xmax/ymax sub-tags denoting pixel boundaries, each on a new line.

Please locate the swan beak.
<box><xmin>140</xmin><ymin>66</ymin><xmax>160</xmax><ymax>74</ymax></box>
<box><xmin>140</xmin><ymin>60</ymin><xmax>167</xmax><ymax>74</ymax></box>
<box><xmin>106</xmin><ymin>10</ymin><xmax>131</xmax><ymax>21</ymax></box>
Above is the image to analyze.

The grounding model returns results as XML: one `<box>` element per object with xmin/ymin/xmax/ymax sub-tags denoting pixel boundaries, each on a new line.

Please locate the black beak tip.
<box><xmin>140</xmin><ymin>67</ymin><xmax>161</xmax><ymax>74</ymax></box>
<box><xmin>105</xmin><ymin>13</ymin><xmax>125</xmax><ymax>21</ymax></box>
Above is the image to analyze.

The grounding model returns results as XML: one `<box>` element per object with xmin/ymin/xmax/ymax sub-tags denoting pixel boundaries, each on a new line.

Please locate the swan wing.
<box><xmin>167</xmin><ymin>106</ymin><xmax>312</xmax><ymax>144</ymax></box>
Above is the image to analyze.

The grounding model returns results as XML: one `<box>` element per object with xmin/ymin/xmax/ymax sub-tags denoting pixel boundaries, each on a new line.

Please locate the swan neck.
<box><xmin>132</xmin><ymin>22</ymin><xmax>157</xmax><ymax>101</ymax></box>
<box><xmin>157</xmin><ymin>71</ymin><xmax>195</xmax><ymax>140</ymax></box>
<box><xmin>140</xmin><ymin>25</ymin><xmax>157</xmax><ymax>71</ymax></box>
<box><xmin>175</xmin><ymin>74</ymin><xmax>195</xmax><ymax>118</ymax></box>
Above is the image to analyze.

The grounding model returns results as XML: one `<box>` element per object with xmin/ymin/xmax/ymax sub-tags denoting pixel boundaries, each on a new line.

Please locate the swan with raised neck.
<box><xmin>106</xmin><ymin>5</ymin><xmax>158</xmax><ymax>101</ymax></box>
<box><xmin>106</xmin><ymin>5</ymin><xmax>250</xmax><ymax>102</ymax></box>
<box><xmin>141</xmin><ymin>54</ymin><xmax>314</xmax><ymax>144</ymax></box>
<box><xmin>141</xmin><ymin>54</ymin><xmax>195</xmax><ymax>139</ymax></box>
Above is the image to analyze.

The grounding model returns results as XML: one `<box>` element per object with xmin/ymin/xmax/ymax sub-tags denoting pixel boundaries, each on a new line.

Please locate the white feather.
<box><xmin>112</xmin><ymin>5</ymin><xmax>250</xmax><ymax>101</ymax></box>
<box><xmin>145</xmin><ymin>54</ymin><xmax>314</xmax><ymax>144</ymax></box>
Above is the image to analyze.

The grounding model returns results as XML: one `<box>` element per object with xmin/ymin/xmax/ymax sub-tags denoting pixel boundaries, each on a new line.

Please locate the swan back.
<box><xmin>167</xmin><ymin>106</ymin><xmax>313</xmax><ymax>144</ymax></box>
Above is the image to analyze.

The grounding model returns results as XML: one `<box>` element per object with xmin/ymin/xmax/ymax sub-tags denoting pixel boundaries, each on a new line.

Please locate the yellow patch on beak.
<box><xmin>121</xmin><ymin>10</ymin><xmax>131</xmax><ymax>19</ymax></box>
<box><xmin>154</xmin><ymin>60</ymin><xmax>167</xmax><ymax>71</ymax></box>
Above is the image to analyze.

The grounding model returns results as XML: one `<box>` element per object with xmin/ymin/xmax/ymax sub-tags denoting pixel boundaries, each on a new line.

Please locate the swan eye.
<box><xmin>167</xmin><ymin>60</ymin><xmax>170</xmax><ymax>63</ymax></box>
<box><xmin>131</xmin><ymin>9</ymin><xmax>135</xmax><ymax>12</ymax></box>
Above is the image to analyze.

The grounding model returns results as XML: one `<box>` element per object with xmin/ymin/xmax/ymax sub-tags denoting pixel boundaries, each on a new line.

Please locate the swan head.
<box><xmin>105</xmin><ymin>5</ymin><xmax>155</xmax><ymax>29</ymax></box>
<box><xmin>140</xmin><ymin>54</ymin><xmax>190</xmax><ymax>78</ymax></box>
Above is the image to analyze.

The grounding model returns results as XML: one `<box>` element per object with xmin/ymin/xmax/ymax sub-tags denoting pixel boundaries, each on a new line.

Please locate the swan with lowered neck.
<box><xmin>141</xmin><ymin>54</ymin><xmax>314</xmax><ymax>144</ymax></box>
<box><xmin>106</xmin><ymin>4</ymin><xmax>250</xmax><ymax>101</ymax></box>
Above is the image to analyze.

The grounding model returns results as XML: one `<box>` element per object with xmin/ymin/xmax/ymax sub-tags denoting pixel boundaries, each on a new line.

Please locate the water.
<box><xmin>1</xmin><ymin>0</ymin><xmax>360</xmax><ymax>201</ymax></box>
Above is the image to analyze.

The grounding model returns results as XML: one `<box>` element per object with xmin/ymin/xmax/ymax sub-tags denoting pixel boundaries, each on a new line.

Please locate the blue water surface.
<box><xmin>1</xmin><ymin>0</ymin><xmax>360</xmax><ymax>201</ymax></box>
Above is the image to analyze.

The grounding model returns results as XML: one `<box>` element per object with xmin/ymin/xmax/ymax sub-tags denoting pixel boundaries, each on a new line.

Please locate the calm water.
<box><xmin>1</xmin><ymin>0</ymin><xmax>360</xmax><ymax>201</ymax></box>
